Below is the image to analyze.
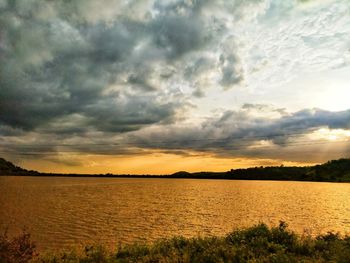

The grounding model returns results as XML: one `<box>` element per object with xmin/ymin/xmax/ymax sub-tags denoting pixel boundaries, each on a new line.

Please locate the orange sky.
<box><xmin>1</xmin><ymin>1</ymin><xmax>350</xmax><ymax>174</ymax></box>
<box><xmin>18</xmin><ymin>151</ymin><xmax>317</xmax><ymax>175</ymax></box>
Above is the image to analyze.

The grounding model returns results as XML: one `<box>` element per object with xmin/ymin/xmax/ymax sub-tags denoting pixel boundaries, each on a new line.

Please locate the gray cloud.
<box><xmin>127</xmin><ymin>107</ymin><xmax>350</xmax><ymax>160</ymax></box>
<box><xmin>219</xmin><ymin>53</ymin><xmax>243</xmax><ymax>88</ymax></box>
<box><xmin>1</xmin><ymin>105</ymin><xmax>349</xmax><ymax>164</ymax></box>
<box><xmin>1</xmin><ymin>0</ymin><xmax>242</xmax><ymax>134</ymax></box>
<box><xmin>150</xmin><ymin>14</ymin><xmax>207</xmax><ymax>59</ymax></box>
<box><xmin>0</xmin><ymin>1</ymin><xmax>185</xmax><ymax>133</ymax></box>
<box><xmin>1</xmin><ymin>0</ymin><xmax>349</xmax><ymax>166</ymax></box>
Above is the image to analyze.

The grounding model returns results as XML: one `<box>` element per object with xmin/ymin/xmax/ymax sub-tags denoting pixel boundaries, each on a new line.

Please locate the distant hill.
<box><xmin>1</xmin><ymin>157</ymin><xmax>350</xmax><ymax>182</ymax></box>
<box><xmin>0</xmin><ymin>158</ymin><xmax>39</xmax><ymax>176</ymax></box>
<box><xmin>169</xmin><ymin>158</ymin><xmax>350</xmax><ymax>182</ymax></box>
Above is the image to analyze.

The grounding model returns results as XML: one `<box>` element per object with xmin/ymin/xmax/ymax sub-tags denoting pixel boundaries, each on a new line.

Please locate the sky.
<box><xmin>0</xmin><ymin>0</ymin><xmax>349</xmax><ymax>174</ymax></box>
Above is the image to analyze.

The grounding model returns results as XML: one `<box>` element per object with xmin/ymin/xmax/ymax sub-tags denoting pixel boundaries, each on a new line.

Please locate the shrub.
<box><xmin>4</xmin><ymin>223</ymin><xmax>350</xmax><ymax>262</ymax></box>
<box><xmin>0</xmin><ymin>230</ymin><xmax>37</xmax><ymax>263</ymax></box>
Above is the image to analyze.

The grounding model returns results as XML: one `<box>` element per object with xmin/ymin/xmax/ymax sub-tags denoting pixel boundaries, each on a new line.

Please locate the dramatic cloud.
<box><xmin>2</xmin><ymin>106</ymin><xmax>348</xmax><ymax>164</ymax></box>
<box><xmin>0</xmin><ymin>0</ymin><xmax>186</xmax><ymax>132</ymax></box>
<box><xmin>1</xmin><ymin>0</ymin><xmax>350</xmax><ymax>169</ymax></box>
<box><xmin>128</xmin><ymin>107</ymin><xmax>350</xmax><ymax>150</ymax></box>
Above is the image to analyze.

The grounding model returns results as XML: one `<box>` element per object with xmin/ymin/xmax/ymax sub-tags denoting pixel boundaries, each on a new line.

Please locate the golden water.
<box><xmin>1</xmin><ymin>176</ymin><xmax>350</xmax><ymax>251</ymax></box>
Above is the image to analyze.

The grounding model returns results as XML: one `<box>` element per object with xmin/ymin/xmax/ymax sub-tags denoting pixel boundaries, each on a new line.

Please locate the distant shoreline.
<box><xmin>2</xmin><ymin>173</ymin><xmax>350</xmax><ymax>184</ymax></box>
<box><xmin>1</xmin><ymin>157</ymin><xmax>350</xmax><ymax>182</ymax></box>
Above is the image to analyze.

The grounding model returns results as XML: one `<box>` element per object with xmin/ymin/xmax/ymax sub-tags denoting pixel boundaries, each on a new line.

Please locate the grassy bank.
<box><xmin>1</xmin><ymin>222</ymin><xmax>350</xmax><ymax>263</ymax></box>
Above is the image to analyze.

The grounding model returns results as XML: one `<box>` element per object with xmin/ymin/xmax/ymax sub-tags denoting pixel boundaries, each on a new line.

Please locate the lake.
<box><xmin>0</xmin><ymin>176</ymin><xmax>350</xmax><ymax>251</ymax></box>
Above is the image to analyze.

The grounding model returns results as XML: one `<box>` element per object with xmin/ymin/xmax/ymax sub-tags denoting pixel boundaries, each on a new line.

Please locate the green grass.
<box><xmin>2</xmin><ymin>222</ymin><xmax>350</xmax><ymax>263</ymax></box>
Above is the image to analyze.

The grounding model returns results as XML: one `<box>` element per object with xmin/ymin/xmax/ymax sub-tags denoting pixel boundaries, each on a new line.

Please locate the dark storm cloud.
<box><xmin>2</xmin><ymin>0</ymin><xmax>348</xmax><ymax>164</ymax></box>
<box><xmin>150</xmin><ymin>14</ymin><xmax>206</xmax><ymax>59</ymax></box>
<box><xmin>2</xmin><ymin>106</ymin><xmax>349</xmax><ymax>162</ymax></box>
<box><xmin>127</xmin><ymin>75</ymin><xmax>153</xmax><ymax>92</ymax></box>
<box><xmin>274</xmin><ymin>109</ymin><xmax>350</xmax><ymax>131</ymax></box>
<box><xmin>1</xmin><ymin>0</ymin><xmax>238</xmax><ymax>135</ymax></box>
<box><xmin>83</xmin><ymin>96</ymin><xmax>178</xmax><ymax>133</ymax></box>
<box><xmin>86</xmin><ymin>21</ymin><xmax>142</xmax><ymax>63</ymax></box>
<box><xmin>0</xmin><ymin>1</ymin><xmax>186</xmax><ymax>133</ymax></box>
<box><xmin>128</xmin><ymin>107</ymin><xmax>350</xmax><ymax>154</ymax></box>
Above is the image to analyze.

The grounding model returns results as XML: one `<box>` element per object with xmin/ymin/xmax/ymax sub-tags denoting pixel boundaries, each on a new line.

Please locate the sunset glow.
<box><xmin>2</xmin><ymin>1</ymin><xmax>350</xmax><ymax>260</ymax></box>
<box><xmin>0</xmin><ymin>0</ymin><xmax>349</xmax><ymax>173</ymax></box>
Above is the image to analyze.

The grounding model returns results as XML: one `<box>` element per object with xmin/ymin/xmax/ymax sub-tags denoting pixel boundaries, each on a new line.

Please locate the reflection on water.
<box><xmin>0</xmin><ymin>176</ymin><xmax>350</xmax><ymax>251</ymax></box>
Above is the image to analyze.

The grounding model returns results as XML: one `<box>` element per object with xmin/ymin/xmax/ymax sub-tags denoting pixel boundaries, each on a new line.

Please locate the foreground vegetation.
<box><xmin>1</xmin><ymin>222</ymin><xmax>350</xmax><ymax>262</ymax></box>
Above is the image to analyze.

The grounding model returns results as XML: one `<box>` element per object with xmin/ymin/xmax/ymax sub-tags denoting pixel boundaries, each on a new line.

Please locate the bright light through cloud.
<box><xmin>311</xmin><ymin>128</ymin><xmax>350</xmax><ymax>142</ymax></box>
<box><xmin>315</xmin><ymin>68</ymin><xmax>350</xmax><ymax>112</ymax></box>
<box><xmin>0</xmin><ymin>0</ymin><xmax>350</xmax><ymax>173</ymax></box>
